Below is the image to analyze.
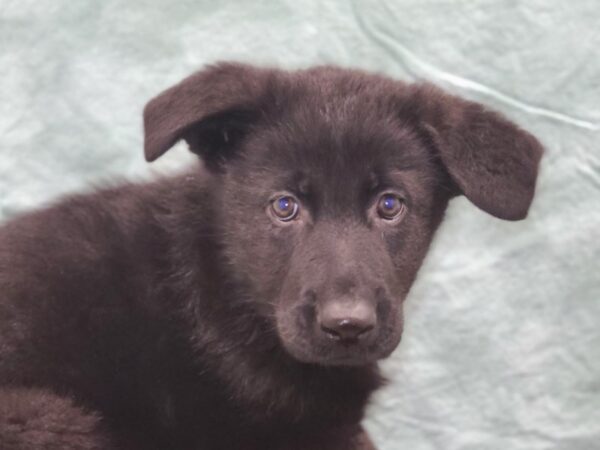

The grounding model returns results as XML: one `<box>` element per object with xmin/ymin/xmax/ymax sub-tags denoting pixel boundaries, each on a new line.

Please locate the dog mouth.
<box><xmin>281</xmin><ymin>340</ymin><xmax>390</xmax><ymax>367</ymax></box>
<box><xmin>277</xmin><ymin>324</ymin><xmax>400</xmax><ymax>367</ymax></box>
<box><xmin>315</xmin><ymin>351</ymin><xmax>382</xmax><ymax>367</ymax></box>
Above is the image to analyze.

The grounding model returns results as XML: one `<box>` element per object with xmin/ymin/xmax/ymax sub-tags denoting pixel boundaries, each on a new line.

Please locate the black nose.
<box><xmin>318</xmin><ymin>300</ymin><xmax>376</xmax><ymax>342</ymax></box>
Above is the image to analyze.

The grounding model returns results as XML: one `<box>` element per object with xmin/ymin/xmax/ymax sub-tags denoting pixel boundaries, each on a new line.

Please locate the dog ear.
<box><xmin>407</xmin><ymin>84</ymin><xmax>543</xmax><ymax>221</ymax></box>
<box><xmin>143</xmin><ymin>62</ymin><xmax>272</xmax><ymax>168</ymax></box>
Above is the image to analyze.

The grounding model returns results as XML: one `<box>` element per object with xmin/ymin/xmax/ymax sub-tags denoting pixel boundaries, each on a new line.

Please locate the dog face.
<box><xmin>143</xmin><ymin>63</ymin><xmax>542</xmax><ymax>366</ymax></box>
<box><xmin>215</xmin><ymin>95</ymin><xmax>449</xmax><ymax>366</ymax></box>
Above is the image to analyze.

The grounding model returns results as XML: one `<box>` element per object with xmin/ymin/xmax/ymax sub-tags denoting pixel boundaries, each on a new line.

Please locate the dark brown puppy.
<box><xmin>0</xmin><ymin>63</ymin><xmax>542</xmax><ymax>449</ymax></box>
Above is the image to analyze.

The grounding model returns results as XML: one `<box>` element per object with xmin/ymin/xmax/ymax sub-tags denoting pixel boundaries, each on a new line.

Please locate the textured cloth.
<box><xmin>1</xmin><ymin>1</ymin><xmax>599</xmax><ymax>449</ymax></box>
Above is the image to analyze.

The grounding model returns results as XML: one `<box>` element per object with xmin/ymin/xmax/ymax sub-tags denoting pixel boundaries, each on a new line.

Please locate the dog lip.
<box><xmin>279</xmin><ymin>336</ymin><xmax>380</xmax><ymax>366</ymax></box>
<box><xmin>314</xmin><ymin>353</ymin><xmax>378</xmax><ymax>367</ymax></box>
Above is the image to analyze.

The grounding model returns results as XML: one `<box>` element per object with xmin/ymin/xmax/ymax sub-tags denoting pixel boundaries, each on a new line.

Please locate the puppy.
<box><xmin>0</xmin><ymin>63</ymin><xmax>542</xmax><ymax>449</ymax></box>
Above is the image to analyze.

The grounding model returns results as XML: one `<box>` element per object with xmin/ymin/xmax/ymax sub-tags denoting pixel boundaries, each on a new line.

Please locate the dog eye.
<box><xmin>376</xmin><ymin>193</ymin><xmax>406</xmax><ymax>220</ymax></box>
<box><xmin>271</xmin><ymin>196</ymin><xmax>299</xmax><ymax>221</ymax></box>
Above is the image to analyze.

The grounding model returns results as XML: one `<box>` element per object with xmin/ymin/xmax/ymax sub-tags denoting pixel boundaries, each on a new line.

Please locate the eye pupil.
<box><xmin>279</xmin><ymin>198</ymin><xmax>291</xmax><ymax>211</ymax></box>
<box><xmin>272</xmin><ymin>196</ymin><xmax>299</xmax><ymax>221</ymax></box>
<box><xmin>377</xmin><ymin>193</ymin><xmax>405</xmax><ymax>220</ymax></box>
<box><xmin>383</xmin><ymin>196</ymin><xmax>396</xmax><ymax>210</ymax></box>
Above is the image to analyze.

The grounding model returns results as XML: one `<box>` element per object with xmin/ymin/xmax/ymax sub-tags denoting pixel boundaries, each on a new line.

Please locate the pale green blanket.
<box><xmin>1</xmin><ymin>1</ymin><xmax>598</xmax><ymax>449</ymax></box>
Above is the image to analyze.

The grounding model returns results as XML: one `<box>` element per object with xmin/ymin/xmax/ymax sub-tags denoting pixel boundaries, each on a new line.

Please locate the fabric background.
<box><xmin>1</xmin><ymin>1</ymin><xmax>599</xmax><ymax>449</ymax></box>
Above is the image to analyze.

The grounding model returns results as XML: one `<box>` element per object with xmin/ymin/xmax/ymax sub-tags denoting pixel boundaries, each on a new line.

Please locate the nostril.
<box><xmin>320</xmin><ymin>318</ymin><xmax>375</xmax><ymax>342</ymax></box>
<box><xmin>317</xmin><ymin>298</ymin><xmax>377</xmax><ymax>342</ymax></box>
<box><xmin>320</xmin><ymin>325</ymin><xmax>342</xmax><ymax>340</ymax></box>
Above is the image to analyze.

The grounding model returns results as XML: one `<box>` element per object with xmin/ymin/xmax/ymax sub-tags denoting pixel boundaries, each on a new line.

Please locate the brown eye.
<box><xmin>376</xmin><ymin>193</ymin><xmax>406</xmax><ymax>220</ymax></box>
<box><xmin>271</xmin><ymin>196</ymin><xmax>299</xmax><ymax>221</ymax></box>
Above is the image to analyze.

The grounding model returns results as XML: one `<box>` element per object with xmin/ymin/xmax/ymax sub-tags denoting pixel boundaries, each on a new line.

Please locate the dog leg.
<box><xmin>0</xmin><ymin>387</ymin><xmax>115</xmax><ymax>450</ymax></box>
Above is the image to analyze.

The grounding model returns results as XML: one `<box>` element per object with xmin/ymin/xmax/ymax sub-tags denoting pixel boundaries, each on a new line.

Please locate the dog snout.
<box><xmin>317</xmin><ymin>299</ymin><xmax>376</xmax><ymax>342</ymax></box>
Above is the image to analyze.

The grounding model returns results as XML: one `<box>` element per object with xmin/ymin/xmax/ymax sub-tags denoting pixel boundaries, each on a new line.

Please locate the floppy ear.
<box><xmin>409</xmin><ymin>84</ymin><xmax>543</xmax><ymax>221</ymax></box>
<box><xmin>143</xmin><ymin>62</ymin><xmax>272</xmax><ymax>167</ymax></box>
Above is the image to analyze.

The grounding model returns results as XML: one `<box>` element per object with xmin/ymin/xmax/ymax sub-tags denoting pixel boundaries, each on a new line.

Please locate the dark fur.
<box><xmin>0</xmin><ymin>63</ymin><xmax>543</xmax><ymax>449</ymax></box>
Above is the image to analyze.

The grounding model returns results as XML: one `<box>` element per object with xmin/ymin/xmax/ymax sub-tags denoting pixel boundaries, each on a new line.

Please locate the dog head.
<box><xmin>144</xmin><ymin>63</ymin><xmax>542</xmax><ymax>366</ymax></box>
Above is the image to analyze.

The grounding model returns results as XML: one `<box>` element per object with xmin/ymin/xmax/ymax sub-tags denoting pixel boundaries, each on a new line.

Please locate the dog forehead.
<box><xmin>251</xmin><ymin>95</ymin><xmax>425</xmax><ymax>178</ymax></box>
<box><xmin>231</xmin><ymin>69</ymin><xmax>432</xmax><ymax>195</ymax></box>
<box><xmin>237</xmin><ymin>117</ymin><xmax>430</xmax><ymax>210</ymax></box>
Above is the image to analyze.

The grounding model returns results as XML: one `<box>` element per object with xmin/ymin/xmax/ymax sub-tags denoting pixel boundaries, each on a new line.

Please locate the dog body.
<box><xmin>0</xmin><ymin>63</ymin><xmax>542</xmax><ymax>449</ymax></box>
